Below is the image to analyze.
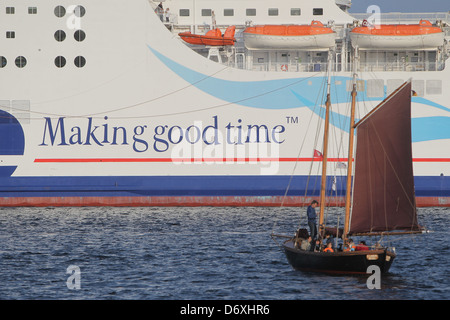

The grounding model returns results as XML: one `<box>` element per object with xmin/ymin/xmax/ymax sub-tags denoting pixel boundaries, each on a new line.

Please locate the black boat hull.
<box><xmin>283</xmin><ymin>239</ymin><xmax>395</xmax><ymax>274</ymax></box>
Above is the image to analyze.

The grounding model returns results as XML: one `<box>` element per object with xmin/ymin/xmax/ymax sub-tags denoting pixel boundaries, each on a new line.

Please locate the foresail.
<box><xmin>349</xmin><ymin>81</ymin><xmax>420</xmax><ymax>235</ymax></box>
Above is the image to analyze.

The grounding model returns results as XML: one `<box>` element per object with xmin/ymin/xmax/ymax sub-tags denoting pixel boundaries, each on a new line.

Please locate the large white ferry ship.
<box><xmin>0</xmin><ymin>0</ymin><xmax>448</xmax><ymax>206</ymax></box>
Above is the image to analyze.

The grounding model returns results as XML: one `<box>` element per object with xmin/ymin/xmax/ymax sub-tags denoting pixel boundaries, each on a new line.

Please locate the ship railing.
<box><xmin>249</xmin><ymin>61</ymin><xmax>445</xmax><ymax>73</ymax></box>
<box><xmin>251</xmin><ymin>62</ymin><xmax>344</xmax><ymax>73</ymax></box>
<box><xmin>444</xmin><ymin>26</ymin><xmax>450</xmax><ymax>37</ymax></box>
<box><xmin>351</xmin><ymin>12</ymin><xmax>450</xmax><ymax>25</ymax></box>
<box><xmin>358</xmin><ymin>61</ymin><xmax>444</xmax><ymax>72</ymax></box>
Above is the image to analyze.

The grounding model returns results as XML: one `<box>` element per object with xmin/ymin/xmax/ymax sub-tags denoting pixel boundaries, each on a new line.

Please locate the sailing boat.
<box><xmin>272</xmin><ymin>52</ymin><xmax>423</xmax><ymax>274</ymax></box>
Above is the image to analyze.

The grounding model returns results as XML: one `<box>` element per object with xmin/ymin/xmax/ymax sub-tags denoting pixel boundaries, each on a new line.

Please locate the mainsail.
<box><xmin>349</xmin><ymin>81</ymin><xmax>420</xmax><ymax>235</ymax></box>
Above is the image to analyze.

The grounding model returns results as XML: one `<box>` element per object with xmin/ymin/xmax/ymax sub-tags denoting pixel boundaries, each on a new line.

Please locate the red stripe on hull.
<box><xmin>0</xmin><ymin>196</ymin><xmax>448</xmax><ymax>207</ymax></box>
<box><xmin>34</xmin><ymin>157</ymin><xmax>450</xmax><ymax>163</ymax></box>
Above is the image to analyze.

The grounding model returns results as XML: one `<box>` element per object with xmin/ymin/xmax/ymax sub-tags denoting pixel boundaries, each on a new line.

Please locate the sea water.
<box><xmin>0</xmin><ymin>206</ymin><xmax>448</xmax><ymax>300</ymax></box>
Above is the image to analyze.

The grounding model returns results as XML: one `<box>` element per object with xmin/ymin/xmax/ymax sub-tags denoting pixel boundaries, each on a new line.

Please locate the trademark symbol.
<box><xmin>286</xmin><ymin>116</ymin><xmax>298</xmax><ymax>124</ymax></box>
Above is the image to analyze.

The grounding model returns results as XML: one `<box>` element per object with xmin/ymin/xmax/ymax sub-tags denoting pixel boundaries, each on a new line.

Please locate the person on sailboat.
<box><xmin>306</xmin><ymin>200</ymin><xmax>319</xmax><ymax>240</ymax></box>
<box><xmin>313</xmin><ymin>239</ymin><xmax>322</xmax><ymax>252</ymax></box>
<box><xmin>344</xmin><ymin>239</ymin><xmax>356</xmax><ymax>252</ymax></box>
<box><xmin>323</xmin><ymin>233</ymin><xmax>334</xmax><ymax>249</ymax></box>
<box><xmin>300</xmin><ymin>236</ymin><xmax>312</xmax><ymax>251</ymax></box>
<box><xmin>323</xmin><ymin>242</ymin><xmax>334</xmax><ymax>253</ymax></box>
<box><xmin>355</xmin><ymin>241</ymin><xmax>369</xmax><ymax>251</ymax></box>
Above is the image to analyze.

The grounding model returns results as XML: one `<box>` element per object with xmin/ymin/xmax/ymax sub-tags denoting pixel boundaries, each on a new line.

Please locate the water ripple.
<box><xmin>0</xmin><ymin>206</ymin><xmax>448</xmax><ymax>299</ymax></box>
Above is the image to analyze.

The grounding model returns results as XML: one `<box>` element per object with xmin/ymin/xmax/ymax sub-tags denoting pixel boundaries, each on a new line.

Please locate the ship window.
<box><xmin>6</xmin><ymin>31</ymin><xmax>15</xmax><ymax>39</ymax></box>
<box><xmin>74</xmin><ymin>5</ymin><xmax>86</xmax><ymax>18</ymax></box>
<box><xmin>28</xmin><ymin>7</ymin><xmax>38</xmax><ymax>14</ymax></box>
<box><xmin>426</xmin><ymin>80</ymin><xmax>442</xmax><ymax>95</ymax></box>
<box><xmin>6</xmin><ymin>7</ymin><xmax>15</xmax><ymax>14</ymax></box>
<box><xmin>55</xmin><ymin>56</ymin><xmax>66</xmax><ymax>68</ymax></box>
<box><xmin>367</xmin><ymin>79</ymin><xmax>384</xmax><ymax>98</ymax></box>
<box><xmin>201</xmin><ymin>9</ymin><xmax>212</xmax><ymax>17</ymax></box>
<box><xmin>54</xmin><ymin>6</ymin><xmax>66</xmax><ymax>18</ymax></box>
<box><xmin>15</xmin><ymin>56</ymin><xmax>27</xmax><ymax>68</ymax></box>
<box><xmin>346</xmin><ymin>80</ymin><xmax>366</xmax><ymax>92</ymax></box>
<box><xmin>54</xmin><ymin>30</ymin><xmax>66</xmax><ymax>42</ymax></box>
<box><xmin>74</xmin><ymin>56</ymin><xmax>86</xmax><ymax>68</ymax></box>
<box><xmin>387</xmin><ymin>79</ymin><xmax>403</xmax><ymax>96</ymax></box>
<box><xmin>412</xmin><ymin>80</ymin><xmax>425</xmax><ymax>97</ymax></box>
<box><xmin>291</xmin><ymin>8</ymin><xmax>301</xmax><ymax>16</ymax></box>
<box><xmin>246</xmin><ymin>9</ymin><xmax>256</xmax><ymax>16</ymax></box>
<box><xmin>268</xmin><ymin>8</ymin><xmax>279</xmax><ymax>16</ymax></box>
<box><xmin>224</xmin><ymin>9</ymin><xmax>234</xmax><ymax>17</ymax></box>
<box><xmin>179</xmin><ymin>9</ymin><xmax>190</xmax><ymax>17</ymax></box>
<box><xmin>313</xmin><ymin>8</ymin><xmax>324</xmax><ymax>16</ymax></box>
<box><xmin>0</xmin><ymin>57</ymin><xmax>6</xmax><ymax>68</ymax></box>
<box><xmin>74</xmin><ymin>30</ymin><xmax>86</xmax><ymax>42</ymax></box>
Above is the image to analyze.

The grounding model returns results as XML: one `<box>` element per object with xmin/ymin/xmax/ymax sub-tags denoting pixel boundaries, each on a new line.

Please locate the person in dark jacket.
<box><xmin>306</xmin><ymin>200</ymin><xmax>319</xmax><ymax>240</ymax></box>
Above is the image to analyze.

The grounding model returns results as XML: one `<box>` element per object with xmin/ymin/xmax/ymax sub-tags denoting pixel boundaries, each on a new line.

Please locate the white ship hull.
<box><xmin>0</xmin><ymin>0</ymin><xmax>448</xmax><ymax>207</ymax></box>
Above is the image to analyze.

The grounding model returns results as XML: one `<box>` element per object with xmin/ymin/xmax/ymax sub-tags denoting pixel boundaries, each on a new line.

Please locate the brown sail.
<box><xmin>349</xmin><ymin>81</ymin><xmax>420</xmax><ymax>235</ymax></box>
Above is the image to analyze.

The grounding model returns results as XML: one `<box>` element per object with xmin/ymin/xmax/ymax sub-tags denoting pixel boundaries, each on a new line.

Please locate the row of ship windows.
<box><xmin>5</xmin><ymin>30</ymin><xmax>86</xmax><ymax>41</ymax></box>
<box><xmin>0</xmin><ymin>56</ymin><xmax>86</xmax><ymax>68</ymax></box>
<box><xmin>348</xmin><ymin>79</ymin><xmax>442</xmax><ymax>97</ymax></box>
<box><xmin>4</xmin><ymin>5</ymin><xmax>86</xmax><ymax>17</ymax></box>
<box><xmin>5</xmin><ymin>7</ymin><xmax>37</xmax><ymax>14</ymax></box>
<box><xmin>178</xmin><ymin>8</ymin><xmax>324</xmax><ymax>17</ymax></box>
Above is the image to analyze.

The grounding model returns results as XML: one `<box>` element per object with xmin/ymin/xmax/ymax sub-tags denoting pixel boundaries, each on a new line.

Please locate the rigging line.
<box><xmin>304</xmin><ymin>76</ymin><xmax>327</xmax><ymax>198</ymax></box>
<box><xmin>320</xmin><ymin>64</ymin><xmax>351</xmax><ymax>228</ymax></box>
<box><xmin>328</xmin><ymin>69</ymin><xmax>352</xmax><ymax>199</ymax></box>
<box><xmin>272</xmin><ymin>74</ymin><xmax>327</xmax><ymax>236</ymax></box>
<box><xmin>19</xmin><ymin>71</ymin><xmax>322</xmax><ymax>120</ymax></box>
<box><xmin>102</xmin><ymin>72</ymin><xmax>322</xmax><ymax>120</ymax></box>
<box><xmin>272</xmin><ymin>74</ymin><xmax>323</xmax><ymax>234</ymax></box>
<box><xmin>31</xmin><ymin>58</ymin><xmax>148</xmax><ymax>107</ymax></box>
<box><xmin>11</xmin><ymin>64</ymin><xmax>232</xmax><ymax>119</ymax></box>
<box><xmin>282</xmin><ymin>73</ymin><xmax>328</xmax><ymax>205</ymax></box>
<box><xmin>80</xmin><ymin>65</ymin><xmax>234</xmax><ymax>117</ymax></box>
<box><xmin>297</xmin><ymin>75</ymin><xmax>328</xmax><ymax>230</ymax></box>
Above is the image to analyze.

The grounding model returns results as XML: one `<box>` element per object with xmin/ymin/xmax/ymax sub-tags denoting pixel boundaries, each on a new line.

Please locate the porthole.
<box><xmin>0</xmin><ymin>56</ymin><xmax>7</xmax><ymax>68</ymax></box>
<box><xmin>55</xmin><ymin>56</ymin><xmax>66</xmax><ymax>68</ymax></box>
<box><xmin>74</xmin><ymin>5</ymin><xmax>86</xmax><ymax>18</ymax></box>
<box><xmin>54</xmin><ymin>6</ymin><xmax>66</xmax><ymax>18</ymax></box>
<box><xmin>54</xmin><ymin>30</ymin><xmax>66</xmax><ymax>42</ymax></box>
<box><xmin>74</xmin><ymin>30</ymin><xmax>86</xmax><ymax>42</ymax></box>
<box><xmin>15</xmin><ymin>56</ymin><xmax>27</xmax><ymax>68</ymax></box>
<box><xmin>74</xmin><ymin>56</ymin><xmax>86</xmax><ymax>68</ymax></box>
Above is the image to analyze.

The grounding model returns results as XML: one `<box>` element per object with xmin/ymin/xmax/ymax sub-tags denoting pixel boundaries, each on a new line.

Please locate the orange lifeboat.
<box><xmin>351</xmin><ymin>20</ymin><xmax>444</xmax><ymax>50</ymax></box>
<box><xmin>179</xmin><ymin>26</ymin><xmax>236</xmax><ymax>46</ymax></box>
<box><xmin>243</xmin><ymin>21</ymin><xmax>336</xmax><ymax>50</ymax></box>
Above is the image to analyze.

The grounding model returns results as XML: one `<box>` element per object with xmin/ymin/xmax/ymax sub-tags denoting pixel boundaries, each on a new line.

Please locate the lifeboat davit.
<box><xmin>179</xmin><ymin>26</ymin><xmax>236</xmax><ymax>46</ymax></box>
<box><xmin>243</xmin><ymin>21</ymin><xmax>336</xmax><ymax>50</ymax></box>
<box><xmin>351</xmin><ymin>20</ymin><xmax>444</xmax><ymax>50</ymax></box>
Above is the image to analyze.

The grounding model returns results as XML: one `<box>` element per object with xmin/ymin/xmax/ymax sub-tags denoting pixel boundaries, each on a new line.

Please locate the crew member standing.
<box><xmin>307</xmin><ymin>200</ymin><xmax>319</xmax><ymax>240</ymax></box>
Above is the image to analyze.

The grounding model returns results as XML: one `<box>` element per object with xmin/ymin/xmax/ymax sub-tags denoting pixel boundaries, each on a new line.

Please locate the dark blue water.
<box><xmin>0</xmin><ymin>206</ymin><xmax>448</xmax><ymax>300</ymax></box>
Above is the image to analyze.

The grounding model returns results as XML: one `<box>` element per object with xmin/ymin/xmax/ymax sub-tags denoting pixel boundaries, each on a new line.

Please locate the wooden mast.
<box><xmin>343</xmin><ymin>47</ymin><xmax>358</xmax><ymax>241</ymax></box>
<box><xmin>318</xmin><ymin>49</ymin><xmax>334</xmax><ymax>238</ymax></box>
